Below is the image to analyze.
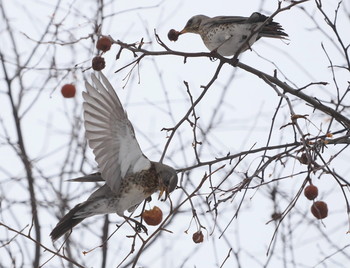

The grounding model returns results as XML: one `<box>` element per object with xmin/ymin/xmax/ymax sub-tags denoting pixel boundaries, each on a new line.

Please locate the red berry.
<box><xmin>304</xmin><ymin>184</ymin><xmax>318</xmax><ymax>200</ymax></box>
<box><xmin>192</xmin><ymin>231</ymin><xmax>204</xmax><ymax>244</ymax></box>
<box><xmin>92</xmin><ymin>56</ymin><xmax>105</xmax><ymax>71</ymax></box>
<box><xmin>311</xmin><ymin>201</ymin><xmax>328</xmax><ymax>219</ymax></box>
<box><xmin>168</xmin><ymin>29</ymin><xmax>180</xmax><ymax>41</ymax></box>
<box><xmin>61</xmin><ymin>84</ymin><xmax>76</xmax><ymax>98</ymax></box>
<box><xmin>142</xmin><ymin>206</ymin><xmax>163</xmax><ymax>226</ymax></box>
<box><xmin>96</xmin><ymin>36</ymin><xmax>112</xmax><ymax>52</ymax></box>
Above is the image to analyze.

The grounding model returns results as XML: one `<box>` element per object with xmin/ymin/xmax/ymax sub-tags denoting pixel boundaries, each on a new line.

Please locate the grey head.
<box><xmin>180</xmin><ymin>15</ymin><xmax>209</xmax><ymax>34</ymax></box>
<box><xmin>153</xmin><ymin>162</ymin><xmax>178</xmax><ymax>199</ymax></box>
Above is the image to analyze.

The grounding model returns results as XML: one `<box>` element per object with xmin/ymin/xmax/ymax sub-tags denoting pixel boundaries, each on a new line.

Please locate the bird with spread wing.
<box><xmin>50</xmin><ymin>72</ymin><xmax>178</xmax><ymax>240</ymax></box>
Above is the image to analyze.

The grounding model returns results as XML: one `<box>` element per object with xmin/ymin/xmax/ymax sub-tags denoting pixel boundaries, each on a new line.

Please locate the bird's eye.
<box><xmin>187</xmin><ymin>19</ymin><xmax>193</xmax><ymax>26</ymax></box>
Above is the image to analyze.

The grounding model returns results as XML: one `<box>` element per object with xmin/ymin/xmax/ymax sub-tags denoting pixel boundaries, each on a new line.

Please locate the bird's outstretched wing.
<box><xmin>83</xmin><ymin>72</ymin><xmax>151</xmax><ymax>193</ymax></box>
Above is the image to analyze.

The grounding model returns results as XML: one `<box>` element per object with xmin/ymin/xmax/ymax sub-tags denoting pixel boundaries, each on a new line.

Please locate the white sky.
<box><xmin>1</xmin><ymin>0</ymin><xmax>350</xmax><ymax>267</ymax></box>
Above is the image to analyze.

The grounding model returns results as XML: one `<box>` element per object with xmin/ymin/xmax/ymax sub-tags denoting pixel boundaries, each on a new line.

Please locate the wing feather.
<box><xmin>206</xmin><ymin>16</ymin><xmax>248</xmax><ymax>27</ymax></box>
<box><xmin>83</xmin><ymin>72</ymin><xmax>151</xmax><ymax>193</ymax></box>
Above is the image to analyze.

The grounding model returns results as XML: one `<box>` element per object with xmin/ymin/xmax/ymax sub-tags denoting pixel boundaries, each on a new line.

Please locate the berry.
<box><xmin>92</xmin><ymin>56</ymin><xmax>105</xmax><ymax>71</ymax></box>
<box><xmin>96</xmin><ymin>36</ymin><xmax>112</xmax><ymax>52</ymax></box>
<box><xmin>304</xmin><ymin>184</ymin><xmax>318</xmax><ymax>200</ymax></box>
<box><xmin>61</xmin><ymin>84</ymin><xmax>76</xmax><ymax>98</ymax></box>
<box><xmin>168</xmin><ymin>29</ymin><xmax>180</xmax><ymax>41</ymax></box>
<box><xmin>142</xmin><ymin>206</ymin><xmax>163</xmax><ymax>226</ymax></box>
<box><xmin>311</xmin><ymin>201</ymin><xmax>328</xmax><ymax>219</ymax></box>
<box><xmin>271</xmin><ymin>212</ymin><xmax>282</xmax><ymax>221</ymax></box>
<box><xmin>192</xmin><ymin>231</ymin><xmax>204</xmax><ymax>244</ymax></box>
<box><xmin>299</xmin><ymin>153</ymin><xmax>308</xmax><ymax>165</ymax></box>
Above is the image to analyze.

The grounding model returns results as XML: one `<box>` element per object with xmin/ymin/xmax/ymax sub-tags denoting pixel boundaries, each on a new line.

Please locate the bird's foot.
<box><xmin>228</xmin><ymin>53</ymin><xmax>240</xmax><ymax>66</ymax></box>
<box><xmin>135</xmin><ymin>221</ymin><xmax>148</xmax><ymax>234</ymax></box>
<box><xmin>229</xmin><ymin>56</ymin><xmax>239</xmax><ymax>67</ymax></box>
<box><xmin>124</xmin><ymin>216</ymin><xmax>148</xmax><ymax>235</ymax></box>
<box><xmin>209</xmin><ymin>50</ymin><xmax>221</xmax><ymax>61</ymax></box>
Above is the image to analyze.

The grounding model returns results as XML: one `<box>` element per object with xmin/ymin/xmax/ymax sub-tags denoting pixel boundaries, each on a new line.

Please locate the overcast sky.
<box><xmin>1</xmin><ymin>0</ymin><xmax>350</xmax><ymax>267</ymax></box>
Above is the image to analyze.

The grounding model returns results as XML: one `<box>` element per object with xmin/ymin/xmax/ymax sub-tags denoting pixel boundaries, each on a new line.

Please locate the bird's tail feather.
<box><xmin>260</xmin><ymin>22</ymin><xmax>289</xmax><ymax>39</ymax></box>
<box><xmin>66</xmin><ymin>172</ymin><xmax>104</xmax><ymax>182</ymax></box>
<box><xmin>50</xmin><ymin>202</ymin><xmax>89</xmax><ymax>241</ymax></box>
<box><xmin>248</xmin><ymin>12</ymin><xmax>288</xmax><ymax>40</ymax></box>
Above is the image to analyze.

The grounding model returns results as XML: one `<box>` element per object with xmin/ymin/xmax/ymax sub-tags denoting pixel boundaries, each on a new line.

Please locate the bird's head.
<box><xmin>154</xmin><ymin>162</ymin><xmax>178</xmax><ymax>200</ymax></box>
<box><xmin>180</xmin><ymin>15</ymin><xmax>209</xmax><ymax>34</ymax></box>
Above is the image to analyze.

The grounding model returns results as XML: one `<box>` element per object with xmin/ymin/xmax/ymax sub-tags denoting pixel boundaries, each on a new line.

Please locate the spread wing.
<box><xmin>83</xmin><ymin>72</ymin><xmax>151</xmax><ymax>193</ymax></box>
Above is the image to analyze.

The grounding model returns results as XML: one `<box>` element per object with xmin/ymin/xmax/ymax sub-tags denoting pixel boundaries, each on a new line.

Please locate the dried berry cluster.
<box><xmin>92</xmin><ymin>36</ymin><xmax>113</xmax><ymax>71</ymax></box>
<box><xmin>304</xmin><ymin>183</ymin><xmax>328</xmax><ymax>220</ymax></box>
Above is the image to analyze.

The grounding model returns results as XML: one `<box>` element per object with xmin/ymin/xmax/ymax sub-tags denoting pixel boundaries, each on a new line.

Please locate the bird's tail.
<box><xmin>261</xmin><ymin>21</ymin><xmax>288</xmax><ymax>39</ymax></box>
<box><xmin>249</xmin><ymin>12</ymin><xmax>288</xmax><ymax>39</ymax></box>
<box><xmin>50</xmin><ymin>202</ymin><xmax>89</xmax><ymax>241</ymax></box>
<box><xmin>66</xmin><ymin>172</ymin><xmax>104</xmax><ymax>182</ymax></box>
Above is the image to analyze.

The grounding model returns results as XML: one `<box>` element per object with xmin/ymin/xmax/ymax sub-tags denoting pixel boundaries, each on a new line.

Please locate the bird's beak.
<box><xmin>158</xmin><ymin>186</ymin><xmax>168</xmax><ymax>200</ymax></box>
<box><xmin>179</xmin><ymin>28</ymin><xmax>187</xmax><ymax>34</ymax></box>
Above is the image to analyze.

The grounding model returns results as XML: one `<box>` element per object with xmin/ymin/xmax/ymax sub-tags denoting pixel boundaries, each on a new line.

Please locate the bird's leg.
<box><xmin>137</xmin><ymin>197</ymin><xmax>151</xmax><ymax>226</ymax></box>
<box><xmin>124</xmin><ymin>197</ymin><xmax>152</xmax><ymax>234</ymax></box>
<box><xmin>123</xmin><ymin>216</ymin><xmax>148</xmax><ymax>235</ymax></box>
<box><xmin>209</xmin><ymin>49</ymin><xmax>220</xmax><ymax>61</ymax></box>
<box><xmin>229</xmin><ymin>56</ymin><xmax>239</xmax><ymax>67</ymax></box>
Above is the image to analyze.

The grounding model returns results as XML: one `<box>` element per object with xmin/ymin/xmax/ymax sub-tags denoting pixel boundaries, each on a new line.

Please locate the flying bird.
<box><xmin>50</xmin><ymin>72</ymin><xmax>178</xmax><ymax>240</ymax></box>
<box><xmin>177</xmin><ymin>12</ymin><xmax>288</xmax><ymax>56</ymax></box>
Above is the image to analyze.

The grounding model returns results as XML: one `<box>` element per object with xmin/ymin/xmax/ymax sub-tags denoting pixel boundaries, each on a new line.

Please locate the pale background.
<box><xmin>1</xmin><ymin>0</ymin><xmax>349</xmax><ymax>267</ymax></box>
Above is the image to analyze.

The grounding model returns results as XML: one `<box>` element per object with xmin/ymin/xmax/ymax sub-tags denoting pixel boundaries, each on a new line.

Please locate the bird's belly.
<box><xmin>203</xmin><ymin>24</ymin><xmax>259</xmax><ymax>56</ymax></box>
<box><xmin>116</xmin><ymin>183</ymin><xmax>151</xmax><ymax>216</ymax></box>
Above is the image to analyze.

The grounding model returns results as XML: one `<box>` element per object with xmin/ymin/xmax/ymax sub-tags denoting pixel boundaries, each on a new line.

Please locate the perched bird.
<box><xmin>178</xmin><ymin>12</ymin><xmax>288</xmax><ymax>56</ymax></box>
<box><xmin>50</xmin><ymin>72</ymin><xmax>178</xmax><ymax>240</ymax></box>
